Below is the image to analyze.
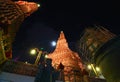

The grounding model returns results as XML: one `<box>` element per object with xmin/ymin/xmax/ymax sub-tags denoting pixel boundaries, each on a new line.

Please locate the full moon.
<box><xmin>51</xmin><ymin>41</ymin><xmax>56</xmax><ymax>47</ymax></box>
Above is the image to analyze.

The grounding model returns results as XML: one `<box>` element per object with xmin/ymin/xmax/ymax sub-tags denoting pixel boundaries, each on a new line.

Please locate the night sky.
<box><xmin>12</xmin><ymin>0</ymin><xmax>120</xmax><ymax>63</ymax></box>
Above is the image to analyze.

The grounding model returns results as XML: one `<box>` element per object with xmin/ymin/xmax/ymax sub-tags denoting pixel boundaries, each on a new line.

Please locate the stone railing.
<box><xmin>1</xmin><ymin>60</ymin><xmax>38</xmax><ymax>76</ymax></box>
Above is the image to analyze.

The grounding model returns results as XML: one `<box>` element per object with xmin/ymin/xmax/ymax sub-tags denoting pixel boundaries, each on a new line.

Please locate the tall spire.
<box><xmin>48</xmin><ymin>31</ymin><xmax>83</xmax><ymax>81</ymax></box>
<box><xmin>55</xmin><ymin>31</ymin><xmax>69</xmax><ymax>51</ymax></box>
<box><xmin>48</xmin><ymin>31</ymin><xmax>83</xmax><ymax>69</ymax></box>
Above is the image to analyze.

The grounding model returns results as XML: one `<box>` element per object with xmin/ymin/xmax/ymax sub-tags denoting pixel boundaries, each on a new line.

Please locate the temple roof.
<box><xmin>48</xmin><ymin>31</ymin><xmax>83</xmax><ymax>71</ymax></box>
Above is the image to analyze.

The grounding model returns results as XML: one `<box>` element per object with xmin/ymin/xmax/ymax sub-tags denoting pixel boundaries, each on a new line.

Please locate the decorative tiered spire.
<box><xmin>48</xmin><ymin>31</ymin><xmax>83</xmax><ymax>70</ymax></box>
<box><xmin>48</xmin><ymin>31</ymin><xmax>84</xmax><ymax>81</ymax></box>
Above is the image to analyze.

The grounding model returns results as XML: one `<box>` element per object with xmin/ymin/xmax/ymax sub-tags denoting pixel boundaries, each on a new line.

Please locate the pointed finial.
<box><xmin>59</xmin><ymin>31</ymin><xmax>65</xmax><ymax>39</ymax></box>
<box><xmin>61</xmin><ymin>31</ymin><xmax>63</xmax><ymax>33</ymax></box>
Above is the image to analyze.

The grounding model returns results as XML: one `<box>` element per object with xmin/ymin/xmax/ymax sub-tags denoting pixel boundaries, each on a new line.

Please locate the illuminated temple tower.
<box><xmin>48</xmin><ymin>31</ymin><xmax>84</xmax><ymax>82</ymax></box>
<box><xmin>0</xmin><ymin>0</ymin><xmax>39</xmax><ymax>64</ymax></box>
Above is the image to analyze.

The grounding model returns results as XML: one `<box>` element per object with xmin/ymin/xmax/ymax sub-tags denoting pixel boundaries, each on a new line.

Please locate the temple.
<box><xmin>1</xmin><ymin>1</ymin><xmax>119</xmax><ymax>82</ymax></box>
<box><xmin>0</xmin><ymin>1</ymin><xmax>39</xmax><ymax>82</ymax></box>
<box><xmin>0</xmin><ymin>0</ymin><xmax>39</xmax><ymax>64</ymax></box>
<box><xmin>78</xmin><ymin>26</ymin><xmax>116</xmax><ymax>63</ymax></box>
<box><xmin>48</xmin><ymin>31</ymin><xmax>84</xmax><ymax>82</ymax></box>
